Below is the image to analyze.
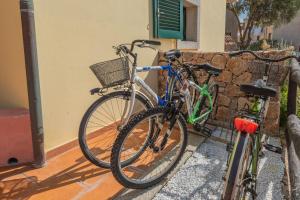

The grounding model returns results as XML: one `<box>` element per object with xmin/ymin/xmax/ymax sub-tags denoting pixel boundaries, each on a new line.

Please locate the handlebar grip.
<box><xmin>144</xmin><ymin>40</ymin><xmax>161</xmax><ymax>46</ymax></box>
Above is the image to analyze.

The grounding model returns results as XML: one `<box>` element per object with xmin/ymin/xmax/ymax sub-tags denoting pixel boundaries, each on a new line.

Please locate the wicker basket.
<box><xmin>90</xmin><ymin>57</ymin><xmax>129</xmax><ymax>88</ymax></box>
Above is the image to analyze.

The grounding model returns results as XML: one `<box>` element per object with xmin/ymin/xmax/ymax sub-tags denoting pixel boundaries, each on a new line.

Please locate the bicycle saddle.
<box><xmin>191</xmin><ymin>63</ymin><xmax>222</xmax><ymax>76</ymax></box>
<box><xmin>240</xmin><ymin>79</ymin><xmax>277</xmax><ymax>98</ymax></box>
<box><xmin>164</xmin><ymin>49</ymin><xmax>181</xmax><ymax>61</ymax></box>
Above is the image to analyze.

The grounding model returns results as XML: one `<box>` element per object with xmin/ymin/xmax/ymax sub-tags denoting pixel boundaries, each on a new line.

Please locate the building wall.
<box><xmin>199</xmin><ymin>0</ymin><xmax>226</xmax><ymax>52</ymax></box>
<box><xmin>273</xmin><ymin>11</ymin><xmax>300</xmax><ymax>50</ymax></box>
<box><xmin>33</xmin><ymin>0</ymin><xmax>226</xmax><ymax>151</ymax></box>
<box><xmin>34</xmin><ymin>0</ymin><xmax>165</xmax><ymax>151</ymax></box>
<box><xmin>0</xmin><ymin>0</ymin><xmax>29</xmax><ymax>109</ymax></box>
<box><xmin>225</xmin><ymin>10</ymin><xmax>238</xmax><ymax>42</ymax></box>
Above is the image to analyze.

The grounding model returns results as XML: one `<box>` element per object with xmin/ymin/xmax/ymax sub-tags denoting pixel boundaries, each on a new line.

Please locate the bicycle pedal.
<box><xmin>202</xmin><ymin>126</ymin><xmax>212</xmax><ymax>136</ymax></box>
<box><xmin>264</xmin><ymin>143</ymin><xmax>282</xmax><ymax>154</ymax></box>
<box><xmin>226</xmin><ymin>142</ymin><xmax>234</xmax><ymax>152</ymax></box>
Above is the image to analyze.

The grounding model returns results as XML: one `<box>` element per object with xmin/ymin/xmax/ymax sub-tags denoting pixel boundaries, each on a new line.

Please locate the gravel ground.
<box><xmin>256</xmin><ymin>137</ymin><xmax>284</xmax><ymax>200</ymax></box>
<box><xmin>154</xmin><ymin>137</ymin><xmax>284</xmax><ymax>200</ymax></box>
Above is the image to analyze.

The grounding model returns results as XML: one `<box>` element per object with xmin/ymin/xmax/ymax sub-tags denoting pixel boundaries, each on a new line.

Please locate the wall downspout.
<box><xmin>20</xmin><ymin>0</ymin><xmax>45</xmax><ymax>167</ymax></box>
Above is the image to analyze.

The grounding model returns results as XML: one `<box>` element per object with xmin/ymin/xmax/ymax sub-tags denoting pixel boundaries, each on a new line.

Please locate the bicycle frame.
<box><xmin>184</xmin><ymin>81</ymin><xmax>213</xmax><ymax>124</ymax></box>
<box><xmin>226</xmin><ymin>62</ymin><xmax>275</xmax><ymax>196</ymax></box>
<box><xmin>223</xmin><ymin>51</ymin><xmax>300</xmax><ymax>199</ymax></box>
<box><xmin>124</xmin><ymin>62</ymin><xmax>181</xmax><ymax>126</ymax></box>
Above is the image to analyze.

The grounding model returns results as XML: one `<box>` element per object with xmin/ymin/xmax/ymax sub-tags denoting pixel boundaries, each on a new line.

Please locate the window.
<box><xmin>183</xmin><ymin>2</ymin><xmax>198</xmax><ymax>41</ymax></box>
<box><xmin>177</xmin><ymin>0</ymin><xmax>200</xmax><ymax>49</ymax></box>
<box><xmin>153</xmin><ymin>0</ymin><xmax>184</xmax><ymax>39</ymax></box>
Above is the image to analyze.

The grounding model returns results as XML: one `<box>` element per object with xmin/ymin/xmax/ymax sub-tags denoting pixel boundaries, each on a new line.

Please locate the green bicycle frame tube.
<box><xmin>187</xmin><ymin>83</ymin><xmax>213</xmax><ymax>124</ymax></box>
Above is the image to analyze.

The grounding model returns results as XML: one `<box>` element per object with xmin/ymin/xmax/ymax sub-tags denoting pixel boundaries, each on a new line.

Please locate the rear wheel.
<box><xmin>222</xmin><ymin>132</ymin><xmax>253</xmax><ymax>200</ymax></box>
<box><xmin>111</xmin><ymin>107</ymin><xmax>187</xmax><ymax>189</ymax></box>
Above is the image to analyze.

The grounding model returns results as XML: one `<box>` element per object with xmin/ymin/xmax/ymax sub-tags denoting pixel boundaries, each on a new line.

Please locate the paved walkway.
<box><xmin>0</xmin><ymin>144</ymin><xmax>123</xmax><ymax>200</ymax></box>
<box><xmin>154</xmin><ymin>137</ymin><xmax>284</xmax><ymax>200</ymax></box>
<box><xmin>0</xmin><ymin>131</ymin><xmax>284</xmax><ymax>200</ymax></box>
<box><xmin>0</xmin><ymin>132</ymin><xmax>204</xmax><ymax>200</ymax></box>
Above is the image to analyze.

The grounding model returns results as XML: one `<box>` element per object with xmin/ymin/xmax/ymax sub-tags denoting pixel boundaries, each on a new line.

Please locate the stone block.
<box><xmin>227</xmin><ymin>58</ymin><xmax>248</xmax><ymax>76</ymax></box>
<box><xmin>218</xmin><ymin>94</ymin><xmax>231</xmax><ymax>107</ymax></box>
<box><xmin>216</xmin><ymin>70</ymin><xmax>232</xmax><ymax>83</ymax></box>
<box><xmin>233</xmin><ymin>72</ymin><xmax>252</xmax><ymax>85</ymax></box>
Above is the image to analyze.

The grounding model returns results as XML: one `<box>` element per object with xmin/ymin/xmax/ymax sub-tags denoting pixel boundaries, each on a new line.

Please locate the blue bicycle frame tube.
<box><xmin>136</xmin><ymin>64</ymin><xmax>180</xmax><ymax>106</ymax></box>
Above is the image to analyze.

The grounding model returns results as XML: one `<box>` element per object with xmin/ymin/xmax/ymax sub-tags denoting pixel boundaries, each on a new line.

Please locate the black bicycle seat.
<box><xmin>240</xmin><ymin>79</ymin><xmax>277</xmax><ymax>98</ymax></box>
<box><xmin>164</xmin><ymin>49</ymin><xmax>181</xmax><ymax>61</ymax></box>
<box><xmin>191</xmin><ymin>63</ymin><xmax>222</xmax><ymax>76</ymax></box>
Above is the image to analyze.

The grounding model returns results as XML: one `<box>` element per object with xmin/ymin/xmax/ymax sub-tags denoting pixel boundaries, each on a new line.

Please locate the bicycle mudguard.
<box><xmin>234</xmin><ymin>118</ymin><xmax>259</xmax><ymax>134</ymax></box>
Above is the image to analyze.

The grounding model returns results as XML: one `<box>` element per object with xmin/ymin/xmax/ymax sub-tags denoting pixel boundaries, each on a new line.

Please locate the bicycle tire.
<box><xmin>79</xmin><ymin>90</ymin><xmax>153</xmax><ymax>168</ymax></box>
<box><xmin>111</xmin><ymin>107</ymin><xmax>187</xmax><ymax>189</ymax></box>
<box><xmin>222</xmin><ymin>132</ymin><xmax>252</xmax><ymax>200</ymax></box>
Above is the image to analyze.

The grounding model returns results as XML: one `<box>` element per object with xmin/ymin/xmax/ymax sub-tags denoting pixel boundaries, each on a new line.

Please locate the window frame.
<box><xmin>177</xmin><ymin>0</ymin><xmax>200</xmax><ymax>49</ymax></box>
<box><xmin>153</xmin><ymin>0</ymin><xmax>184</xmax><ymax>39</ymax></box>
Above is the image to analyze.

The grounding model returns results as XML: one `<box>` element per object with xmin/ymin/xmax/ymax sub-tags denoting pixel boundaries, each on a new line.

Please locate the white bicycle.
<box><xmin>78</xmin><ymin>40</ymin><xmax>199</xmax><ymax>168</ymax></box>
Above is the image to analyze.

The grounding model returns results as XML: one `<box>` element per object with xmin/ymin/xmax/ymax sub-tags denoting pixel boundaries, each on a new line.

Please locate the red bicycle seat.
<box><xmin>234</xmin><ymin>118</ymin><xmax>259</xmax><ymax>134</ymax></box>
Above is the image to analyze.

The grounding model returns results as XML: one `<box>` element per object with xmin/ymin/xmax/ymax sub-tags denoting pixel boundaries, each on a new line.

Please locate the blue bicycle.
<box><xmin>78</xmin><ymin>40</ymin><xmax>199</xmax><ymax>168</ymax></box>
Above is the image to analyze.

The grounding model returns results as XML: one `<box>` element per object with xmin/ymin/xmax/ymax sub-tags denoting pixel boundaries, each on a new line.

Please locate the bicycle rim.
<box><xmin>111</xmin><ymin>107</ymin><xmax>187</xmax><ymax>188</ymax></box>
<box><xmin>79</xmin><ymin>91</ymin><xmax>152</xmax><ymax>168</ymax></box>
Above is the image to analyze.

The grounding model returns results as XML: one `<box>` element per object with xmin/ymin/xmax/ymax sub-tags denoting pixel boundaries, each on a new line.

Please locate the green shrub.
<box><xmin>248</xmin><ymin>40</ymin><xmax>263</xmax><ymax>51</ymax></box>
<box><xmin>280</xmin><ymin>82</ymin><xmax>288</xmax><ymax>127</ymax></box>
<box><xmin>280</xmin><ymin>81</ymin><xmax>300</xmax><ymax>127</ymax></box>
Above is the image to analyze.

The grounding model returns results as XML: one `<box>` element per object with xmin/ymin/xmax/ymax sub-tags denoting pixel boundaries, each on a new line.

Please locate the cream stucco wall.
<box><xmin>34</xmin><ymin>0</ymin><xmax>164</xmax><ymax>151</ymax></box>
<box><xmin>0</xmin><ymin>0</ymin><xmax>29</xmax><ymax>109</ymax></box>
<box><xmin>199</xmin><ymin>0</ymin><xmax>226</xmax><ymax>52</ymax></box>
<box><xmin>33</xmin><ymin>0</ymin><xmax>226</xmax><ymax>151</ymax></box>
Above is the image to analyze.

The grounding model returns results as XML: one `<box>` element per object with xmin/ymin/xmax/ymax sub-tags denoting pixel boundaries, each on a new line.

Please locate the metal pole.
<box><xmin>20</xmin><ymin>0</ymin><xmax>45</xmax><ymax>167</ymax></box>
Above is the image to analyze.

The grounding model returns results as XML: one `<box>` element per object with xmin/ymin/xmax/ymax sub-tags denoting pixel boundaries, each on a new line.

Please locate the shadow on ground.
<box><xmin>0</xmin><ymin>155</ymin><xmax>110</xmax><ymax>200</ymax></box>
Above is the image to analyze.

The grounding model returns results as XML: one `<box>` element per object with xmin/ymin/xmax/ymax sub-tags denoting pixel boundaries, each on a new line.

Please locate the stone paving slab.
<box><xmin>154</xmin><ymin>137</ymin><xmax>284</xmax><ymax>200</ymax></box>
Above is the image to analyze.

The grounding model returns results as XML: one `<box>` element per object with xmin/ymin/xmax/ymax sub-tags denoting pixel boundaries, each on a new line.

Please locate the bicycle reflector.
<box><xmin>234</xmin><ymin>118</ymin><xmax>259</xmax><ymax>134</ymax></box>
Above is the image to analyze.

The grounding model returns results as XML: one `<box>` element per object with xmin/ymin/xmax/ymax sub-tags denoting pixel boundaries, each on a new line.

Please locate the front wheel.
<box><xmin>79</xmin><ymin>90</ymin><xmax>153</xmax><ymax>168</ymax></box>
<box><xmin>111</xmin><ymin>107</ymin><xmax>187</xmax><ymax>189</ymax></box>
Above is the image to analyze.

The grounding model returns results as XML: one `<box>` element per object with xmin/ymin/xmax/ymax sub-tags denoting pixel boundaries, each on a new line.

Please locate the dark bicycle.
<box><xmin>222</xmin><ymin>50</ymin><xmax>299</xmax><ymax>200</ymax></box>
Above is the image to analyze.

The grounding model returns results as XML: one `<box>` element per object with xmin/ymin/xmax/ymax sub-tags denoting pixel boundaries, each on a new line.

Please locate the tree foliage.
<box><xmin>227</xmin><ymin>0</ymin><xmax>300</xmax><ymax>49</ymax></box>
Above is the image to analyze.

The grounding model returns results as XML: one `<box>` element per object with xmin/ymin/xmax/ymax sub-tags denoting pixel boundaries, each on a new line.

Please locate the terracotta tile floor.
<box><xmin>0</xmin><ymin>122</ymin><xmax>182</xmax><ymax>200</ymax></box>
<box><xmin>0</xmin><ymin>144</ymin><xmax>123</xmax><ymax>200</ymax></box>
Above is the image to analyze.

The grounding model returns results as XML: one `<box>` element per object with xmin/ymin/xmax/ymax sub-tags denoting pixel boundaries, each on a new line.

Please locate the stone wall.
<box><xmin>158</xmin><ymin>51</ymin><xmax>292</xmax><ymax>135</ymax></box>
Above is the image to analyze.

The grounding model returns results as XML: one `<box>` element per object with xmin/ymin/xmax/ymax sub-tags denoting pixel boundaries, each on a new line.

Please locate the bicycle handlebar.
<box><xmin>115</xmin><ymin>40</ymin><xmax>161</xmax><ymax>65</ymax></box>
<box><xmin>229</xmin><ymin>50</ymin><xmax>299</xmax><ymax>62</ymax></box>
<box><xmin>130</xmin><ymin>39</ymin><xmax>161</xmax><ymax>52</ymax></box>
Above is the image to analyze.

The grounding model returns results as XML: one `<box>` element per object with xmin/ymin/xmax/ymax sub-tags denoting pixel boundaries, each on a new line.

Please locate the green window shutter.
<box><xmin>153</xmin><ymin>0</ymin><xmax>183</xmax><ymax>39</ymax></box>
